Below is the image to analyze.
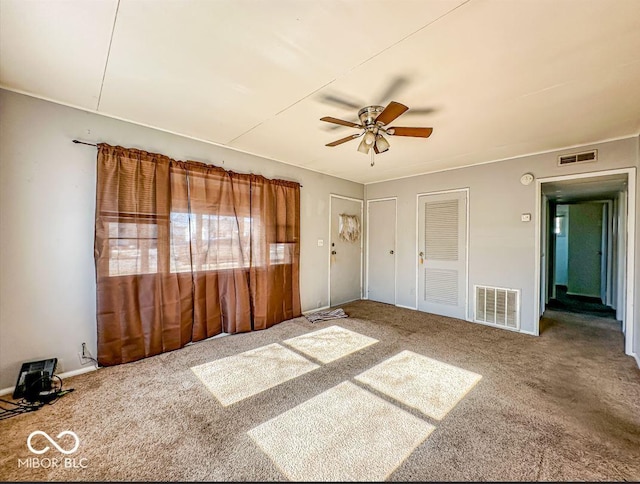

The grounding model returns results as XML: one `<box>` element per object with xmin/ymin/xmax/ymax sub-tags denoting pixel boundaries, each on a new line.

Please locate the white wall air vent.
<box><xmin>474</xmin><ymin>285</ymin><xmax>520</xmax><ymax>330</ymax></box>
<box><xmin>558</xmin><ymin>149</ymin><xmax>597</xmax><ymax>166</ymax></box>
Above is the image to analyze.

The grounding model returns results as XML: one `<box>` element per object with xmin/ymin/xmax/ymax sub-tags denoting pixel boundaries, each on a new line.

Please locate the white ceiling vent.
<box><xmin>558</xmin><ymin>149</ymin><xmax>597</xmax><ymax>167</ymax></box>
<box><xmin>475</xmin><ymin>285</ymin><xmax>520</xmax><ymax>330</ymax></box>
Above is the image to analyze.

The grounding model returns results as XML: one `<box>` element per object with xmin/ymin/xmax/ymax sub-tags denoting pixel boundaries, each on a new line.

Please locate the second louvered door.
<box><xmin>417</xmin><ymin>191</ymin><xmax>467</xmax><ymax>319</ymax></box>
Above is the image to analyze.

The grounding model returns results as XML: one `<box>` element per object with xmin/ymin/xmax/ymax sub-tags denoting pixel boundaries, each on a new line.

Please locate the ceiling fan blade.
<box><xmin>402</xmin><ymin>107</ymin><xmax>436</xmax><ymax>116</ymax></box>
<box><xmin>323</xmin><ymin>117</ymin><xmax>360</xmax><ymax>131</ymax></box>
<box><xmin>375</xmin><ymin>101</ymin><xmax>409</xmax><ymax>126</ymax></box>
<box><xmin>319</xmin><ymin>94</ymin><xmax>363</xmax><ymax>110</ymax></box>
<box><xmin>326</xmin><ymin>133</ymin><xmax>362</xmax><ymax>147</ymax></box>
<box><xmin>377</xmin><ymin>76</ymin><xmax>410</xmax><ymax>104</ymax></box>
<box><xmin>387</xmin><ymin>127</ymin><xmax>433</xmax><ymax>138</ymax></box>
<box><xmin>320</xmin><ymin>116</ymin><xmax>362</xmax><ymax>129</ymax></box>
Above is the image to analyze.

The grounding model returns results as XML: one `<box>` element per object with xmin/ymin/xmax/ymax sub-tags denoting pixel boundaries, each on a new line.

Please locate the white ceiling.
<box><xmin>1</xmin><ymin>0</ymin><xmax>639</xmax><ymax>184</ymax></box>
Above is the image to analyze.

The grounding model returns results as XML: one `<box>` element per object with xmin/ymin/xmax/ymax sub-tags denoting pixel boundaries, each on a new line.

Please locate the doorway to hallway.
<box><xmin>535</xmin><ymin>168</ymin><xmax>635</xmax><ymax>357</ymax></box>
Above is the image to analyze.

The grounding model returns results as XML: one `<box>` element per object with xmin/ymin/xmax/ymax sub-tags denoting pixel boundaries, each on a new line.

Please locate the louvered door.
<box><xmin>417</xmin><ymin>191</ymin><xmax>467</xmax><ymax>319</ymax></box>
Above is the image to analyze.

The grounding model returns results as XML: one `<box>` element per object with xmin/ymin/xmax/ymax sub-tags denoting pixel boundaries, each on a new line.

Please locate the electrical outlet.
<box><xmin>79</xmin><ymin>343</ymin><xmax>97</xmax><ymax>366</ymax></box>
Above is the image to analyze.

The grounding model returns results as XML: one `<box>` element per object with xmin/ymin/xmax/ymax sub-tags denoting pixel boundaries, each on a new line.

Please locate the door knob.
<box><xmin>419</xmin><ymin>251</ymin><xmax>424</xmax><ymax>257</ymax></box>
<box><xmin>390</xmin><ymin>250</ymin><xmax>394</xmax><ymax>254</ymax></box>
<box><xmin>331</xmin><ymin>251</ymin><xmax>337</xmax><ymax>255</ymax></box>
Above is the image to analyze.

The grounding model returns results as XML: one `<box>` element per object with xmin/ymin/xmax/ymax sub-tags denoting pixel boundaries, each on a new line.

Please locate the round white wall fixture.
<box><xmin>520</xmin><ymin>173</ymin><xmax>534</xmax><ymax>185</ymax></box>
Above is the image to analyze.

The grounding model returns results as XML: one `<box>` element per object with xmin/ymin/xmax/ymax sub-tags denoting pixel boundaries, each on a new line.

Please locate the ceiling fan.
<box><xmin>320</xmin><ymin>101</ymin><xmax>433</xmax><ymax>165</ymax></box>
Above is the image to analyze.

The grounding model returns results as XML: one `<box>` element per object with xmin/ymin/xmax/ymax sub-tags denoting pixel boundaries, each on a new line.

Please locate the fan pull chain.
<box><xmin>370</xmin><ymin>148</ymin><xmax>375</xmax><ymax>167</ymax></box>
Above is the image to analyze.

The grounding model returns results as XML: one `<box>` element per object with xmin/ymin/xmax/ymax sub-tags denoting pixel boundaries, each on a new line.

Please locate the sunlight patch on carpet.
<box><xmin>248</xmin><ymin>381</ymin><xmax>434</xmax><ymax>481</ymax></box>
<box><xmin>355</xmin><ymin>350</ymin><xmax>482</xmax><ymax>420</ymax></box>
<box><xmin>191</xmin><ymin>343</ymin><xmax>319</xmax><ymax>406</ymax></box>
<box><xmin>282</xmin><ymin>325</ymin><xmax>378</xmax><ymax>363</ymax></box>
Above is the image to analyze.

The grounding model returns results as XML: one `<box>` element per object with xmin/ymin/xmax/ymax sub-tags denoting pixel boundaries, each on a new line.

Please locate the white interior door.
<box><xmin>330</xmin><ymin>196</ymin><xmax>362</xmax><ymax>306</ymax></box>
<box><xmin>417</xmin><ymin>190</ymin><xmax>467</xmax><ymax>319</ymax></box>
<box><xmin>367</xmin><ymin>198</ymin><xmax>396</xmax><ymax>305</ymax></box>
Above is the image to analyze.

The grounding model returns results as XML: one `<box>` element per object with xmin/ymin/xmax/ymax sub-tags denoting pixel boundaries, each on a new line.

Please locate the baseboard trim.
<box><xmin>303</xmin><ymin>306</ymin><xmax>330</xmax><ymax>315</ymax></box>
<box><xmin>61</xmin><ymin>365</ymin><xmax>99</xmax><ymax>378</ymax></box>
<box><xmin>519</xmin><ymin>328</ymin><xmax>539</xmax><ymax>337</ymax></box>
<box><xmin>0</xmin><ymin>386</ymin><xmax>15</xmax><ymax>397</ymax></box>
<box><xmin>396</xmin><ymin>304</ymin><xmax>417</xmax><ymax>310</ymax></box>
<box><xmin>0</xmin><ymin>365</ymin><xmax>98</xmax><ymax>397</ymax></box>
<box><xmin>336</xmin><ymin>298</ymin><xmax>362</xmax><ymax>305</ymax></box>
<box><xmin>633</xmin><ymin>352</ymin><xmax>640</xmax><ymax>369</ymax></box>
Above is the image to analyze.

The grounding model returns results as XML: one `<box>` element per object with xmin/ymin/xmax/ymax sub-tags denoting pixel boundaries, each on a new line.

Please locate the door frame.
<box><xmin>540</xmin><ymin>193</ymin><xmax>549</xmax><ymax>315</ymax></box>
<box><xmin>328</xmin><ymin>194</ymin><xmax>364</xmax><ymax>307</ymax></box>
<box><xmin>415</xmin><ymin>187</ymin><xmax>470</xmax><ymax>319</ymax></box>
<box><xmin>534</xmin><ymin>167</ymin><xmax>636</xmax><ymax>357</ymax></box>
<box><xmin>365</xmin><ymin>197</ymin><xmax>398</xmax><ymax>304</ymax></box>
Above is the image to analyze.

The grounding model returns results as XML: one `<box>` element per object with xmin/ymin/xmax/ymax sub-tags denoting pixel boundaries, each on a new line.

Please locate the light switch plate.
<box><xmin>521</xmin><ymin>213</ymin><xmax>531</xmax><ymax>222</ymax></box>
<box><xmin>317</xmin><ymin>239</ymin><xmax>324</xmax><ymax>247</ymax></box>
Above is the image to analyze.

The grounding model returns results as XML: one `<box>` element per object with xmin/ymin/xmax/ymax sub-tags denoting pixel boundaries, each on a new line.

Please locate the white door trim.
<box><xmin>605</xmin><ymin>200</ymin><xmax>614</xmax><ymax>307</ymax></box>
<box><xmin>328</xmin><ymin>194</ymin><xmax>364</xmax><ymax>307</ymax></box>
<box><xmin>415</xmin><ymin>187</ymin><xmax>470</xmax><ymax>319</ymax></box>
<box><xmin>366</xmin><ymin>197</ymin><xmax>398</xmax><ymax>305</ymax></box>
<box><xmin>534</xmin><ymin>168</ymin><xmax>636</xmax><ymax>357</ymax></box>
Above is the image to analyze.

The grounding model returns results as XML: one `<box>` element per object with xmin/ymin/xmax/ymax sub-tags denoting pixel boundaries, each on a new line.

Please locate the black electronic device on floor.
<box><xmin>12</xmin><ymin>358</ymin><xmax>57</xmax><ymax>400</ymax></box>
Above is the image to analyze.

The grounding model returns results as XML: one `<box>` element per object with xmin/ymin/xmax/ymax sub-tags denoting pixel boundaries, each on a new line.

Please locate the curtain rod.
<box><xmin>72</xmin><ymin>139</ymin><xmax>97</xmax><ymax>146</ymax></box>
<box><xmin>71</xmin><ymin>140</ymin><xmax>303</xmax><ymax>187</ymax></box>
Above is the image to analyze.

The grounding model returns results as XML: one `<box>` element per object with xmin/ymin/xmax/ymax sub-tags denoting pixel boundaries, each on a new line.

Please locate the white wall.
<box><xmin>365</xmin><ymin>137</ymin><xmax>639</xmax><ymax>349</ymax></box>
<box><xmin>0</xmin><ymin>90</ymin><xmax>363</xmax><ymax>388</ymax></box>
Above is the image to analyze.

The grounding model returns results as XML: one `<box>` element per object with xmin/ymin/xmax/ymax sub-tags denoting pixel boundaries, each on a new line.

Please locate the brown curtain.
<box><xmin>94</xmin><ymin>144</ymin><xmax>301</xmax><ymax>366</ymax></box>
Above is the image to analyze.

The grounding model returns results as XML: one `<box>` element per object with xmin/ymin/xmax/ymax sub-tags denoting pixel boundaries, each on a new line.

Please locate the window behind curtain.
<box><xmin>94</xmin><ymin>144</ymin><xmax>301</xmax><ymax>367</ymax></box>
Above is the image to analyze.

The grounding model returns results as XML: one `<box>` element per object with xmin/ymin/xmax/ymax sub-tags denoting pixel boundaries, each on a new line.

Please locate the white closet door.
<box><xmin>417</xmin><ymin>191</ymin><xmax>467</xmax><ymax>319</ymax></box>
<box><xmin>367</xmin><ymin>199</ymin><xmax>396</xmax><ymax>305</ymax></box>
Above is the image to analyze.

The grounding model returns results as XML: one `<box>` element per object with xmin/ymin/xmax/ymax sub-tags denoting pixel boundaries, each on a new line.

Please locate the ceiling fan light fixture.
<box><xmin>357</xmin><ymin>137</ymin><xmax>371</xmax><ymax>154</ymax></box>
<box><xmin>375</xmin><ymin>135</ymin><xmax>390</xmax><ymax>153</ymax></box>
<box><xmin>363</xmin><ymin>131</ymin><xmax>376</xmax><ymax>145</ymax></box>
<box><xmin>322</xmin><ymin>100</ymin><xmax>433</xmax><ymax>157</ymax></box>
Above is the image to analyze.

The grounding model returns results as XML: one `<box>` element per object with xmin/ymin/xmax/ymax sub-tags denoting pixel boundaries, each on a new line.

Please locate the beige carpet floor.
<box><xmin>1</xmin><ymin>300</ymin><xmax>639</xmax><ymax>481</ymax></box>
